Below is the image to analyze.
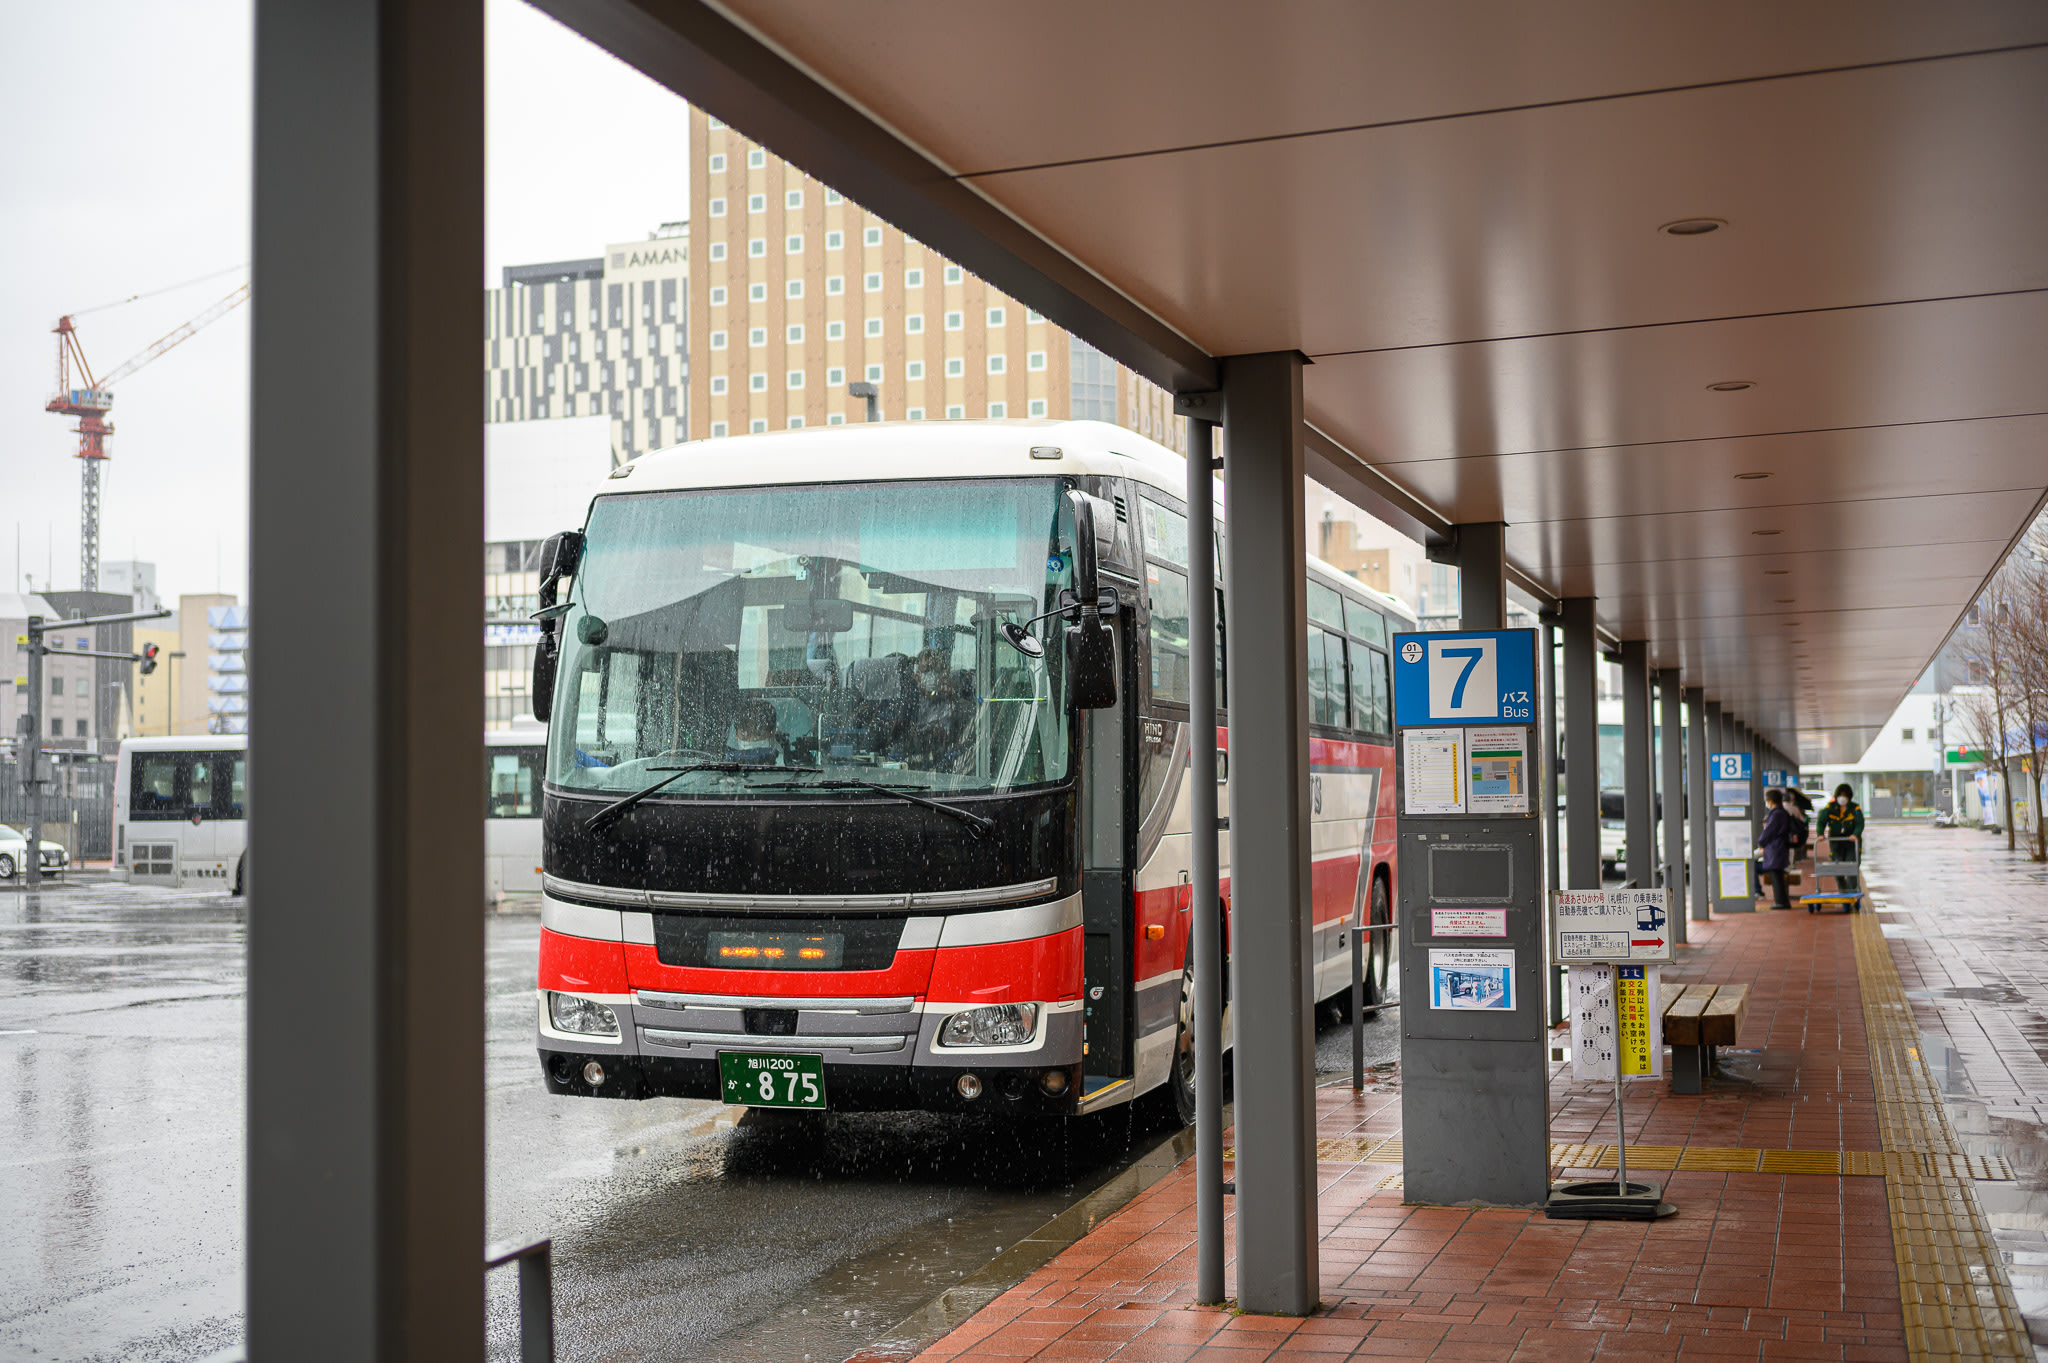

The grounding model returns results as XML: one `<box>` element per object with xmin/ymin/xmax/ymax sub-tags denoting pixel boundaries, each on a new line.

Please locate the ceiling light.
<box><xmin>1765</xmin><ymin>569</ymin><xmax>1790</xmax><ymax>575</ymax></box>
<box><xmin>1709</xmin><ymin>380</ymin><xmax>1756</xmax><ymax>392</ymax></box>
<box><xmin>1775</xmin><ymin>598</ymin><xmax>1796</xmax><ymax>604</ymax></box>
<box><xmin>1734</xmin><ymin>471</ymin><xmax>1772</xmax><ymax>480</ymax></box>
<box><xmin>1661</xmin><ymin>218</ymin><xmax>1725</xmax><ymax>236</ymax></box>
<box><xmin>1752</xmin><ymin>529</ymin><xmax>1782</xmax><ymax>536</ymax></box>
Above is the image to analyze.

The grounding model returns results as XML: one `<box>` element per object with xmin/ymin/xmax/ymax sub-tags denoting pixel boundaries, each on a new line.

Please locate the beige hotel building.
<box><xmin>688</xmin><ymin>111</ymin><xmax>1185</xmax><ymax>449</ymax></box>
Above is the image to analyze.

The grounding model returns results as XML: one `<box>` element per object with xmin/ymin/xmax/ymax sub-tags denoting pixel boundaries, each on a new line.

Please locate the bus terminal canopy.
<box><xmin>540</xmin><ymin>0</ymin><xmax>2048</xmax><ymax>764</ymax></box>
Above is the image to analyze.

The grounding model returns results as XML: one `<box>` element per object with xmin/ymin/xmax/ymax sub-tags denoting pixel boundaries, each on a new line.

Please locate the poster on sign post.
<box><xmin>1568</xmin><ymin>963</ymin><xmax>1663</xmax><ymax>1081</ymax></box>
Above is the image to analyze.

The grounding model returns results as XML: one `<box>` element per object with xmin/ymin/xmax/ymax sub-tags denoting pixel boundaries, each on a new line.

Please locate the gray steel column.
<box><xmin>1621</xmin><ymin>642</ymin><xmax>1653</xmax><ymax>889</ymax></box>
<box><xmin>1686</xmin><ymin>687</ymin><xmax>1710</xmax><ymax>922</ymax></box>
<box><xmin>1658</xmin><ymin>670</ymin><xmax>1686</xmax><ymax>944</ymax></box>
<box><xmin>1455</xmin><ymin>522</ymin><xmax>1507</xmax><ymax>629</ymax></box>
<box><xmin>1220</xmin><ymin>352</ymin><xmax>1316</xmax><ymax>1316</ymax></box>
<box><xmin>1562</xmin><ymin>599</ymin><xmax>1600</xmax><ymax>889</ymax></box>
<box><xmin>1706</xmin><ymin>701</ymin><xmax>1724</xmax><ymax>766</ymax></box>
<box><xmin>1184</xmin><ymin>410</ymin><xmax>1226</xmax><ymax>1307</ymax></box>
<box><xmin>1542</xmin><ymin>620</ymin><xmax>1563</xmax><ymax>1022</ymax></box>
<box><xmin>1748</xmin><ymin>724</ymin><xmax>1765</xmax><ymax>860</ymax></box>
<box><xmin>250</xmin><ymin>3</ymin><xmax>485</xmax><ymax>1358</ymax></box>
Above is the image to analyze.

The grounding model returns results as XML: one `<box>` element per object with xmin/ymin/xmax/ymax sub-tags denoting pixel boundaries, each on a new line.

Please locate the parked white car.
<box><xmin>0</xmin><ymin>824</ymin><xmax>68</xmax><ymax>880</ymax></box>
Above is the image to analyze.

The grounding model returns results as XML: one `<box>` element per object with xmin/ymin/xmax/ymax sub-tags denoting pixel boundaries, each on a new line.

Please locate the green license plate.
<box><xmin>718</xmin><ymin>1050</ymin><xmax>827</xmax><ymax>1109</ymax></box>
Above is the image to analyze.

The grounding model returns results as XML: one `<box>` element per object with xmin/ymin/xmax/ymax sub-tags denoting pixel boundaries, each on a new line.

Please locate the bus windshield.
<box><xmin>547</xmin><ymin>478</ymin><xmax>1075</xmax><ymax>797</ymax></box>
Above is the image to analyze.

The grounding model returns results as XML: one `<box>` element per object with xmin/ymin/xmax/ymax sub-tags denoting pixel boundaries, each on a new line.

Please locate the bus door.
<box><xmin>1080</xmin><ymin>575</ymin><xmax>1140</xmax><ymax>1091</ymax></box>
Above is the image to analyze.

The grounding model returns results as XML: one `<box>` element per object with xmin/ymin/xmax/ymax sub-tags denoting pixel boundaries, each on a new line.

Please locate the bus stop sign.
<box><xmin>1393</xmin><ymin>631</ymin><xmax>1537</xmax><ymax>727</ymax></box>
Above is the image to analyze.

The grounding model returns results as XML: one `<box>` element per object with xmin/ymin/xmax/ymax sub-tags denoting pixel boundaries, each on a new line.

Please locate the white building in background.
<box><xmin>98</xmin><ymin>560</ymin><xmax>162</xmax><ymax>614</ymax></box>
<box><xmin>484</xmin><ymin>224</ymin><xmax>690</xmax><ymax>463</ymax></box>
<box><xmin>1805</xmin><ymin>687</ymin><xmax>1977</xmax><ymax>820</ymax></box>
<box><xmin>207</xmin><ymin>605</ymin><xmax>248</xmax><ymax>735</ymax></box>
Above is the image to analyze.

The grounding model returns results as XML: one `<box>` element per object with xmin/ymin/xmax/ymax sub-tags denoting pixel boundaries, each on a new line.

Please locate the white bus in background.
<box><xmin>487</xmin><ymin>724</ymin><xmax>547</xmax><ymax>902</ymax></box>
<box><xmin>114</xmin><ymin>734</ymin><xmax>248</xmax><ymax>893</ymax></box>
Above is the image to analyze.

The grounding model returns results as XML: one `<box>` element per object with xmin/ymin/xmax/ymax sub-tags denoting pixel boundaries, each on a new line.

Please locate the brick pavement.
<box><xmin>902</xmin><ymin>829</ymin><xmax>2048</xmax><ymax>1362</ymax></box>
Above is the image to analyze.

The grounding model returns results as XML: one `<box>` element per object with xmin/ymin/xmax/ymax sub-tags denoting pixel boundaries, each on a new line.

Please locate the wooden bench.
<box><xmin>1661</xmin><ymin>984</ymin><xmax>1751</xmax><ymax>1094</ymax></box>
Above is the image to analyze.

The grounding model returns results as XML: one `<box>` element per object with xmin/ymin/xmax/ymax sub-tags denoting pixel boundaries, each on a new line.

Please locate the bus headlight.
<box><xmin>939</xmin><ymin>1003</ymin><xmax>1040</xmax><ymax>1047</ymax></box>
<box><xmin>548</xmin><ymin>992</ymin><xmax>620</xmax><ymax>1037</ymax></box>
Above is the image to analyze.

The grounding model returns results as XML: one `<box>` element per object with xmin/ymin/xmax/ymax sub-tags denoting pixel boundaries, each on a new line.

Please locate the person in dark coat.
<box><xmin>1816</xmin><ymin>783</ymin><xmax>1865</xmax><ymax>892</ymax></box>
<box><xmin>1785</xmin><ymin>786</ymin><xmax>1815</xmax><ymax>864</ymax></box>
<box><xmin>1756</xmin><ymin>788</ymin><xmax>1795</xmax><ymax>909</ymax></box>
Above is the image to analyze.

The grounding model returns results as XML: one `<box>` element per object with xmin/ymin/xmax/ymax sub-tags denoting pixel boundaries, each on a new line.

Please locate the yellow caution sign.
<box><xmin>1614</xmin><ymin>965</ymin><xmax>1661</xmax><ymax>1077</ymax></box>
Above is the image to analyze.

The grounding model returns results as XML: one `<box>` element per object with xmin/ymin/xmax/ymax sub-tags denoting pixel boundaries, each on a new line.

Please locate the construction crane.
<box><xmin>46</xmin><ymin>280</ymin><xmax>250</xmax><ymax>590</ymax></box>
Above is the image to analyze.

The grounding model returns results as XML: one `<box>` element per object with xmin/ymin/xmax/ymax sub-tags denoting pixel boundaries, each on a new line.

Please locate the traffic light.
<box><xmin>140</xmin><ymin>642</ymin><xmax>160</xmax><ymax>675</ymax></box>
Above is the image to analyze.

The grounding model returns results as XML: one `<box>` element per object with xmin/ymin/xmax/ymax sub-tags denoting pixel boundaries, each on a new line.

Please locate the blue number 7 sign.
<box><xmin>1392</xmin><ymin>629</ymin><xmax>1537</xmax><ymax>727</ymax></box>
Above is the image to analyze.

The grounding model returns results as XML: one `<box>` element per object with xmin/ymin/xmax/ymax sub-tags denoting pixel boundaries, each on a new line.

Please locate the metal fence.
<box><xmin>0</xmin><ymin>756</ymin><xmax>117</xmax><ymax>861</ymax></box>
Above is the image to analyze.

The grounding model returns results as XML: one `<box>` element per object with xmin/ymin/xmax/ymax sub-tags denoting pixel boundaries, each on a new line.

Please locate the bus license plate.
<box><xmin>718</xmin><ymin>1051</ymin><xmax>826</xmax><ymax>1109</ymax></box>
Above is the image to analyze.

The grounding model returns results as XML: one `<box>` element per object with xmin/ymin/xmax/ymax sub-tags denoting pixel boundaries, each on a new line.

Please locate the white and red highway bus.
<box><xmin>531</xmin><ymin>420</ymin><xmax>1409</xmax><ymax>1118</ymax></box>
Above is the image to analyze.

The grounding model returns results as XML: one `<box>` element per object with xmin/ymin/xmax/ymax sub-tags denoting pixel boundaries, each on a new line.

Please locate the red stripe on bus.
<box><xmin>538</xmin><ymin>926</ymin><xmax>630</xmax><ymax>994</ymax></box>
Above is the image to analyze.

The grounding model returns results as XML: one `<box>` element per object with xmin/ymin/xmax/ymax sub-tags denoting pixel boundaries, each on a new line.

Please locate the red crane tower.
<box><xmin>46</xmin><ymin>281</ymin><xmax>250</xmax><ymax>590</ymax></box>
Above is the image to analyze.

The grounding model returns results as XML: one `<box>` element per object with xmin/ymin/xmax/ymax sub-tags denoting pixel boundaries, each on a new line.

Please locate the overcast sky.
<box><xmin>0</xmin><ymin>0</ymin><xmax>690</xmax><ymax>608</ymax></box>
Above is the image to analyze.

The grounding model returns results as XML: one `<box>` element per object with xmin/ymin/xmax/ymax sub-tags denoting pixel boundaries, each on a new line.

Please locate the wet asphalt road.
<box><xmin>0</xmin><ymin>878</ymin><xmax>1395</xmax><ymax>1363</ymax></box>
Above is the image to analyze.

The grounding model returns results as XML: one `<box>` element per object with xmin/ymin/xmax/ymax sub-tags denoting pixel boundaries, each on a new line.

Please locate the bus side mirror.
<box><xmin>1065</xmin><ymin>490</ymin><xmax>1114</xmax><ymax>608</ymax></box>
<box><xmin>531</xmin><ymin>529</ymin><xmax>583</xmax><ymax>725</ymax></box>
<box><xmin>531</xmin><ymin>630</ymin><xmax>559</xmax><ymax>724</ymax></box>
<box><xmin>1067</xmin><ymin>616</ymin><xmax>1117</xmax><ymax>709</ymax></box>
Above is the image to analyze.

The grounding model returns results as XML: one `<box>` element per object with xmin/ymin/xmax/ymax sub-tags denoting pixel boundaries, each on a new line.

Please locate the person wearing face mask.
<box><xmin>1815</xmin><ymin>783</ymin><xmax>1865</xmax><ymax>893</ymax></box>
<box><xmin>1756</xmin><ymin>789</ymin><xmax>1796</xmax><ymax>909</ymax></box>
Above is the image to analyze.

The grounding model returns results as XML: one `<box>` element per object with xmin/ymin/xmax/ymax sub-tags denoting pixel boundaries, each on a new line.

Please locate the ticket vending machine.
<box><xmin>1709</xmin><ymin>750</ymin><xmax>1755</xmax><ymax>913</ymax></box>
<box><xmin>1392</xmin><ymin>628</ymin><xmax>1549</xmax><ymax>1207</ymax></box>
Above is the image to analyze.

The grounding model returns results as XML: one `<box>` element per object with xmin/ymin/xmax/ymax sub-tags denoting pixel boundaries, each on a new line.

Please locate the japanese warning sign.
<box><xmin>1552</xmin><ymin>888</ymin><xmax>1674</xmax><ymax>964</ymax></box>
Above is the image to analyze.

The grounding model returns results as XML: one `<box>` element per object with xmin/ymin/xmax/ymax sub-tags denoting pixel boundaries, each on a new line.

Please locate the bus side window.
<box><xmin>1351</xmin><ymin>646</ymin><xmax>1391</xmax><ymax>734</ymax></box>
<box><xmin>134</xmin><ymin>753</ymin><xmax>180</xmax><ymax>817</ymax></box>
<box><xmin>188</xmin><ymin>758</ymin><xmax>220</xmax><ymax>819</ymax></box>
<box><xmin>228</xmin><ymin>756</ymin><xmax>248</xmax><ymax>818</ymax></box>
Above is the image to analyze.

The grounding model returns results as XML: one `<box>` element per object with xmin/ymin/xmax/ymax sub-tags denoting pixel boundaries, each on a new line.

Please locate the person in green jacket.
<box><xmin>1817</xmin><ymin>783</ymin><xmax>1865</xmax><ymax>892</ymax></box>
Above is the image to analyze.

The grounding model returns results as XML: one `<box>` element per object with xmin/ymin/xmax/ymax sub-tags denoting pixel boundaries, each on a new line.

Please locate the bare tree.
<box><xmin>2007</xmin><ymin>545</ymin><xmax>2048</xmax><ymax>861</ymax></box>
<box><xmin>1955</xmin><ymin>578</ymin><xmax>2019</xmax><ymax>850</ymax></box>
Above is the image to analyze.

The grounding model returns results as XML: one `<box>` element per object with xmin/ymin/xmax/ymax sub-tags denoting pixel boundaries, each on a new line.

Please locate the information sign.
<box><xmin>1393</xmin><ymin>630</ymin><xmax>1537</xmax><ymax>728</ymax></box>
<box><xmin>1431</xmin><ymin>908</ymin><xmax>1507</xmax><ymax>937</ymax></box>
<box><xmin>1711</xmin><ymin>751</ymin><xmax>1753</xmax><ymax>781</ymax></box>
<box><xmin>1402</xmin><ymin>728</ymin><xmax>1465</xmax><ymax>814</ymax></box>
<box><xmin>1568</xmin><ymin>963</ymin><xmax>1663</xmax><ymax>1081</ymax></box>
<box><xmin>1762</xmin><ymin>769</ymin><xmax>1788</xmax><ymax>789</ymax></box>
<box><xmin>1711</xmin><ymin>779</ymin><xmax>1749</xmax><ymax>807</ymax></box>
<box><xmin>1615</xmin><ymin>965</ymin><xmax>1660</xmax><ymax>1078</ymax></box>
<box><xmin>1465</xmin><ymin>726</ymin><xmax>1529</xmax><ymax>814</ymax></box>
<box><xmin>1716</xmin><ymin>860</ymin><xmax>1750</xmax><ymax>898</ymax></box>
<box><xmin>1552</xmin><ymin>888</ymin><xmax>1674</xmax><ymax>963</ymax></box>
<box><xmin>1428</xmin><ymin>948</ymin><xmax>1516</xmax><ymax>1010</ymax></box>
<box><xmin>1712</xmin><ymin>820</ymin><xmax>1751</xmax><ymax>859</ymax></box>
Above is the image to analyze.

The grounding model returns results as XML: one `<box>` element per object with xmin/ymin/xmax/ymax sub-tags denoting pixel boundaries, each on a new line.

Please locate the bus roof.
<box><xmin>119</xmin><ymin>734</ymin><xmax>247</xmax><ymax>753</ymax></box>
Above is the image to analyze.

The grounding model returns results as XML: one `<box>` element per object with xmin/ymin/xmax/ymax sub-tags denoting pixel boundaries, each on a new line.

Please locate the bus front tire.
<box><xmin>1146</xmin><ymin>948</ymin><xmax>1198</xmax><ymax>1129</ymax></box>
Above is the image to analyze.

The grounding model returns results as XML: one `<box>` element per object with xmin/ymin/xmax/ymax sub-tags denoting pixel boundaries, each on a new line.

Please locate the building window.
<box><xmin>751</xmin><ymin>418</ymin><xmax>768</xmax><ymax>432</ymax></box>
<box><xmin>1069</xmin><ymin>336</ymin><xmax>1117</xmax><ymax>421</ymax></box>
<box><xmin>905</xmin><ymin>314</ymin><xmax>924</xmax><ymax>334</ymax></box>
<box><xmin>1027</xmin><ymin>309</ymin><xmax>1044</xmax><ymax>323</ymax></box>
<box><xmin>944</xmin><ymin>265</ymin><xmax>963</xmax><ymax>284</ymax></box>
<box><xmin>710</xmin><ymin>286</ymin><xmax>728</xmax><ymax>307</ymax></box>
<box><xmin>864</xmin><ymin>226</ymin><xmax>882</xmax><ymax>247</ymax></box>
<box><xmin>710</xmin><ymin>330</ymin><xmax>728</xmax><ymax>350</ymax></box>
<box><xmin>826</xmin><ymin>230</ymin><xmax>843</xmax><ymax>250</ymax></box>
<box><xmin>826</xmin><ymin>276</ymin><xmax>844</xmax><ymax>296</ymax></box>
<box><xmin>1028</xmin><ymin>350</ymin><xmax>1047</xmax><ymax>371</ymax></box>
<box><xmin>944</xmin><ymin>311</ymin><xmax>963</xmax><ymax>331</ymax></box>
<box><xmin>748</xmin><ymin>238</ymin><xmax>766</xmax><ymax>258</ymax></box>
<box><xmin>750</xmin><ymin>372</ymin><xmax>768</xmax><ymax>392</ymax></box>
<box><xmin>709</xmin><ymin>197</ymin><xmax>727</xmax><ymax>218</ymax></box>
<box><xmin>711</xmin><ymin>421</ymin><xmax>728</xmax><ymax>437</ymax></box>
<box><xmin>785</xmin><ymin>189</ymin><xmax>803</xmax><ymax>209</ymax></box>
<box><xmin>747</xmin><ymin>148</ymin><xmax>765</xmax><ymax>168</ymax></box>
<box><xmin>827</xmin><ymin>366</ymin><xmax>845</xmax><ymax>385</ymax></box>
<box><xmin>987</xmin><ymin>306</ymin><xmax>1006</xmax><ymax>327</ymax></box>
<box><xmin>826</xmin><ymin>321</ymin><xmax>845</xmax><ymax>341</ymax></box>
<box><xmin>711</xmin><ymin>376</ymin><xmax>728</xmax><ymax>395</ymax></box>
<box><xmin>709</xmin><ymin>242</ymin><xmax>727</xmax><ymax>261</ymax></box>
<box><xmin>1029</xmin><ymin>398</ymin><xmax>1047</xmax><ymax>417</ymax></box>
<box><xmin>787</xmin><ymin>279</ymin><xmax>803</xmax><ymax>299</ymax></box>
<box><xmin>788</xmin><ymin>370</ymin><xmax>805</xmax><ymax>389</ymax></box>
<box><xmin>50</xmin><ymin>717</ymin><xmax>61</xmax><ymax>736</ymax></box>
<box><xmin>709</xmin><ymin>153</ymin><xmax>726</xmax><ymax>173</ymax></box>
<box><xmin>988</xmin><ymin>354</ymin><xmax>1006</xmax><ymax>374</ymax></box>
<box><xmin>907</xmin><ymin>361</ymin><xmax>924</xmax><ymax>380</ymax></box>
<box><xmin>946</xmin><ymin>404</ymin><xmax>964</xmax><ymax>419</ymax></box>
<box><xmin>786</xmin><ymin>234</ymin><xmax>804</xmax><ymax>254</ymax></box>
<box><xmin>749</xmin><ymin>327</ymin><xmax>767</xmax><ymax>346</ymax></box>
<box><xmin>707</xmin><ymin>115</ymin><xmax>725</xmax><ymax>129</ymax></box>
<box><xmin>863</xmin><ymin>272</ymin><xmax>882</xmax><ymax>292</ymax></box>
<box><xmin>749</xmin><ymin>282</ymin><xmax>767</xmax><ymax>302</ymax></box>
<box><xmin>989</xmin><ymin>402</ymin><xmax>1007</xmax><ymax>418</ymax></box>
<box><xmin>908</xmin><ymin>407</ymin><xmax>925</xmax><ymax>420</ymax></box>
<box><xmin>787</xmin><ymin>324</ymin><xmax>804</xmax><ymax>343</ymax></box>
<box><xmin>827</xmin><ymin>412</ymin><xmax>845</xmax><ymax>425</ymax></box>
<box><xmin>748</xmin><ymin>193</ymin><xmax>766</xmax><ymax>213</ymax></box>
<box><xmin>865</xmin><ymin>317</ymin><xmax>883</xmax><ymax>337</ymax></box>
<box><xmin>825</xmin><ymin>188</ymin><xmax>843</xmax><ymax>205</ymax></box>
<box><xmin>788</xmin><ymin>416</ymin><xmax>804</xmax><ymax>428</ymax></box>
<box><xmin>866</xmin><ymin>364</ymin><xmax>883</xmax><ymax>382</ymax></box>
<box><xmin>905</xmin><ymin>268</ymin><xmax>923</xmax><ymax>289</ymax></box>
<box><xmin>1901</xmin><ymin>728</ymin><xmax>1915</xmax><ymax>742</ymax></box>
<box><xmin>945</xmin><ymin>357</ymin><xmax>965</xmax><ymax>377</ymax></box>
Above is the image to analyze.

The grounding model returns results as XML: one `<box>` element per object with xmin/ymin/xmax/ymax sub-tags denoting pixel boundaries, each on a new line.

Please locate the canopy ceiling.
<box><xmin>543</xmin><ymin>0</ymin><xmax>2048</xmax><ymax>762</ymax></box>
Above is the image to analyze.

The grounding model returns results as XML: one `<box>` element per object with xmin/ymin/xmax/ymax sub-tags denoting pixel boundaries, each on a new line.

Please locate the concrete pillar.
<box><xmin>1184</xmin><ymin>414</ymin><xmax>1225</xmax><ymax>1306</ymax></box>
<box><xmin>1455</xmin><ymin>522</ymin><xmax>1507</xmax><ymax>630</ymax></box>
<box><xmin>1542</xmin><ymin>620</ymin><xmax>1563</xmax><ymax>1023</ymax></box>
<box><xmin>1220</xmin><ymin>351</ymin><xmax>1316</xmax><ymax>1316</ymax></box>
<box><xmin>1562</xmin><ymin>599</ymin><xmax>1600</xmax><ymax>889</ymax></box>
<box><xmin>1621</xmin><ymin>642</ymin><xmax>1654</xmax><ymax>889</ymax></box>
<box><xmin>1686</xmin><ymin>687</ymin><xmax>1710</xmax><ymax>922</ymax></box>
<box><xmin>249</xmin><ymin>2</ymin><xmax>486</xmax><ymax>1357</ymax></box>
<box><xmin>1658</xmin><ymin>670</ymin><xmax>1686</xmax><ymax>944</ymax></box>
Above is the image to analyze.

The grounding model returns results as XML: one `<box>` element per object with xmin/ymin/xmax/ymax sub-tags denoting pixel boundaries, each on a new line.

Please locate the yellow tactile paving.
<box><xmin>1852</xmin><ymin>905</ymin><xmax>2031</xmax><ymax>1360</ymax></box>
<box><xmin>1291</xmin><ymin>1133</ymin><xmax>2014</xmax><ymax>1180</ymax></box>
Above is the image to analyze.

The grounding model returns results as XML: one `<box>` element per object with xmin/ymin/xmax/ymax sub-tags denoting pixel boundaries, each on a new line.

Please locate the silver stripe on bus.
<box><xmin>540</xmin><ymin>895</ymin><xmax>623</xmax><ymax>942</ymax></box>
<box><xmin>640</xmin><ymin>1027</ymin><xmax>907</xmax><ymax>1054</ymax></box>
<box><xmin>542</xmin><ymin>873</ymin><xmax>1058</xmax><ymax>913</ymax></box>
<box><xmin>636</xmin><ymin>991</ymin><xmax>916</xmax><ymax>1014</ymax></box>
<box><xmin>934</xmin><ymin>892</ymin><xmax>1083</xmax><ymax>948</ymax></box>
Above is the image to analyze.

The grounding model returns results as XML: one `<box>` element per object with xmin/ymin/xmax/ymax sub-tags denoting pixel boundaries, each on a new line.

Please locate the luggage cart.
<box><xmin>1802</xmin><ymin>835</ymin><xmax>1861</xmax><ymax>914</ymax></box>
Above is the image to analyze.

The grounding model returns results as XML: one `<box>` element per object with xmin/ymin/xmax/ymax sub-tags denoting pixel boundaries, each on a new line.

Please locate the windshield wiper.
<box><xmin>747</xmin><ymin>775</ymin><xmax>996</xmax><ymax>837</ymax></box>
<box><xmin>582</xmin><ymin>762</ymin><xmax>821</xmax><ymax>835</ymax></box>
